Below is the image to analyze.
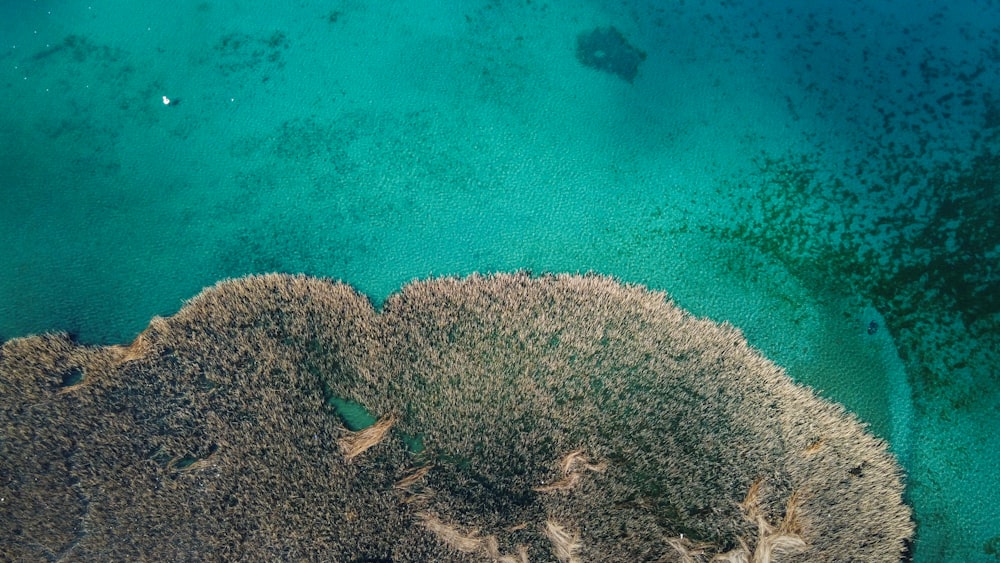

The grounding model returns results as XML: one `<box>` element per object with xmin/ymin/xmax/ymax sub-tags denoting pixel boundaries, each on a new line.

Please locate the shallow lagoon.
<box><xmin>1</xmin><ymin>1</ymin><xmax>996</xmax><ymax>560</ymax></box>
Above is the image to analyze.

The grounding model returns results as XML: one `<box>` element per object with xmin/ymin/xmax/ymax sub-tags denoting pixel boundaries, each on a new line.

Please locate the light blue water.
<box><xmin>1</xmin><ymin>1</ymin><xmax>997</xmax><ymax>560</ymax></box>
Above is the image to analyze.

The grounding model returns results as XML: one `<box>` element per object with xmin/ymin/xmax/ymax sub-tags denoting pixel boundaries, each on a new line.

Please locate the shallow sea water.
<box><xmin>1</xmin><ymin>1</ymin><xmax>997</xmax><ymax>560</ymax></box>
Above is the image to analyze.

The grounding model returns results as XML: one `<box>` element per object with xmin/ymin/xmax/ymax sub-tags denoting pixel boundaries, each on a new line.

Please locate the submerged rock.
<box><xmin>576</xmin><ymin>26</ymin><xmax>647</xmax><ymax>83</ymax></box>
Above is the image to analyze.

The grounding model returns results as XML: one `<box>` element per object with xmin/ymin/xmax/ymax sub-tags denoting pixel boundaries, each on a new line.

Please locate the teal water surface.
<box><xmin>1</xmin><ymin>1</ymin><xmax>997</xmax><ymax>560</ymax></box>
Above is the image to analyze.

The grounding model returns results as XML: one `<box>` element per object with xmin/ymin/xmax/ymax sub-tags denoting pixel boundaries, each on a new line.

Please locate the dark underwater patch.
<box><xmin>575</xmin><ymin>26</ymin><xmax>647</xmax><ymax>83</ymax></box>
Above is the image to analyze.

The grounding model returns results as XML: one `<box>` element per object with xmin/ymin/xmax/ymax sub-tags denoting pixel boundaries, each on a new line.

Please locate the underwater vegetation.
<box><xmin>1</xmin><ymin>273</ymin><xmax>911</xmax><ymax>561</ymax></box>
<box><xmin>715</xmin><ymin>146</ymin><xmax>998</xmax><ymax>411</ymax></box>
<box><xmin>575</xmin><ymin>27</ymin><xmax>647</xmax><ymax>83</ymax></box>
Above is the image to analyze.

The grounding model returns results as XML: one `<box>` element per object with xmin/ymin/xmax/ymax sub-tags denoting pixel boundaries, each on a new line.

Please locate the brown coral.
<box><xmin>0</xmin><ymin>273</ymin><xmax>912</xmax><ymax>561</ymax></box>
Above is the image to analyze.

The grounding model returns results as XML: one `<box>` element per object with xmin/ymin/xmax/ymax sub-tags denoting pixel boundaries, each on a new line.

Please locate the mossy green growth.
<box><xmin>985</xmin><ymin>534</ymin><xmax>1000</xmax><ymax>559</ymax></box>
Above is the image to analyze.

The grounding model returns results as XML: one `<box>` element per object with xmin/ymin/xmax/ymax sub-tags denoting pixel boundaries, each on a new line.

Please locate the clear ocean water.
<box><xmin>0</xmin><ymin>1</ymin><xmax>996</xmax><ymax>560</ymax></box>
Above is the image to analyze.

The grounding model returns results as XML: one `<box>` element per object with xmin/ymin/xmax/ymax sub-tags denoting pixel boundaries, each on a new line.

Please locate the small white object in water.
<box><xmin>162</xmin><ymin>95</ymin><xmax>171</xmax><ymax>105</ymax></box>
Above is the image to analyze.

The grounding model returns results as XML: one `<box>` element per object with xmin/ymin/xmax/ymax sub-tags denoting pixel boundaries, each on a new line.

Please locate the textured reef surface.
<box><xmin>1</xmin><ymin>273</ymin><xmax>911</xmax><ymax>561</ymax></box>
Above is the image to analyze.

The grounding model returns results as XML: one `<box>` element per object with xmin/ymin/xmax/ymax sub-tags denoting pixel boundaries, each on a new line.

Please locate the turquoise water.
<box><xmin>0</xmin><ymin>1</ymin><xmax>996</xmax><ymax>560</ymax></box>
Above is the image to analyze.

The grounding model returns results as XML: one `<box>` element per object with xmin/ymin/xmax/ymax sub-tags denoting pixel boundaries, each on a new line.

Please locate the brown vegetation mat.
<box><xmin>0</xmin><ymin>273</ymin><xmax>912</xmax><ymax>561</ymax></box>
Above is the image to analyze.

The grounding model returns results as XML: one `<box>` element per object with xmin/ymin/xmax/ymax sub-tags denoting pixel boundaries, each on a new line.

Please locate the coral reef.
<box><xmin>0</xmin><ymin>273</ymin><xmax>912</xmax><ymax>561</ymax></box>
